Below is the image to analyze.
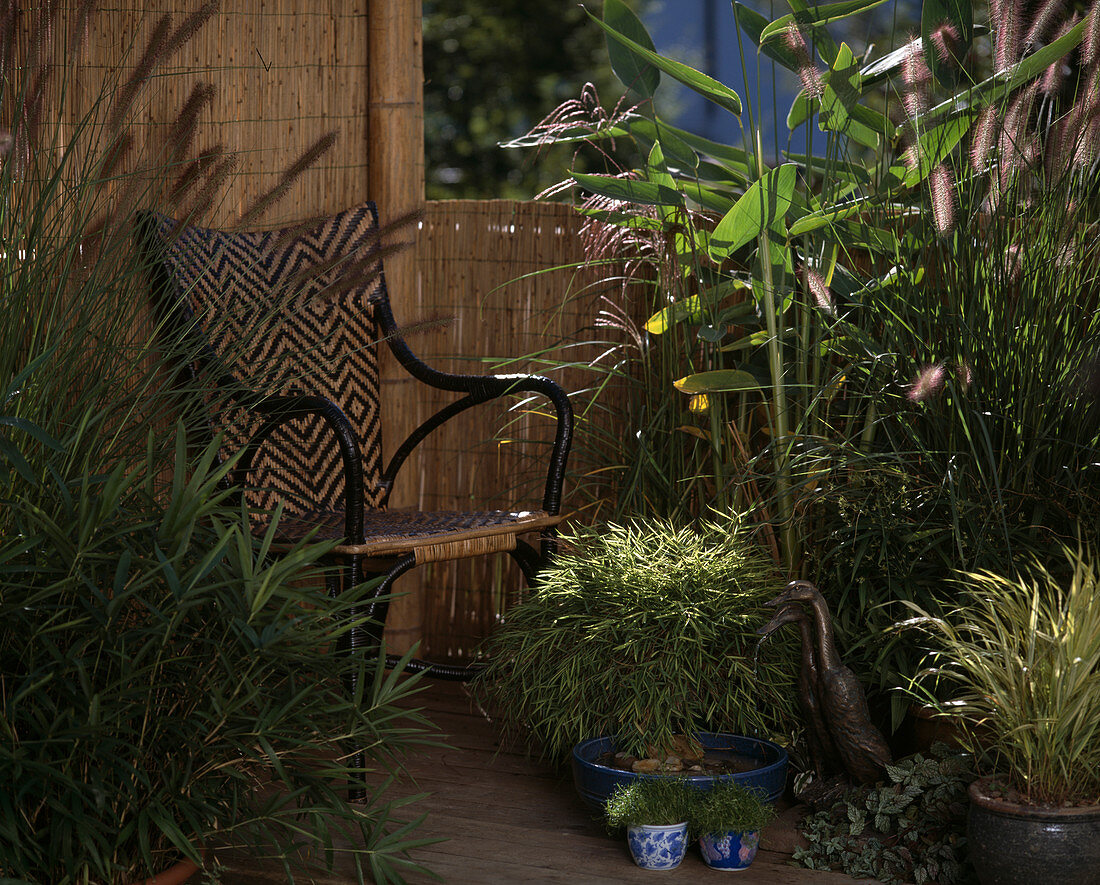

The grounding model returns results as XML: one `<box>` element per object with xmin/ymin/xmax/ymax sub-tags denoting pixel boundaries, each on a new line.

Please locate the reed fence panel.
<box><xmin>384</xmin><ymin>198</ymin><xmax>616</xmax><ymax>659</ymax></box>
<box><xmin>10</xmin><ymin>2</ymin><xmax>373</xmax><ymax>227</ymax></box>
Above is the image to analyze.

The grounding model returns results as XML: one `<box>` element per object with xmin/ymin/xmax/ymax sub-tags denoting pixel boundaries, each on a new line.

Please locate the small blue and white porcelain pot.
<box><xmin>626</xmin><ymin>822</ymin><xmax>689</xmax><ymax>870</ymax></box>
<box><xmin>698</xmin><ymin>829</ymin><xmax>760</xmax><ymax>871</ymax></box>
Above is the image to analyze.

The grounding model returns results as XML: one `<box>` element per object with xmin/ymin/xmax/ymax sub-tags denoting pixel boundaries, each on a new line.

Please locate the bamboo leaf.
<box><xmin>819</xmin><ymin>43</ymin><xmax>880</xmax><ymax>149</ymax></box>
<box><xmin>646</xmin><ymin>295</ymin><xmax>704</xmax><ymax>334</ymax></box>
<box><xmin>884</xmin><ymin>114</ymin><xmax>974</xmax><ymax>189</ymax></box>
<box><xmin>787</xmin><ymin>88</ymin><xmax>818</xmax><ymax>129</ymax></box>
<box><xmin>733</xmin><ymin>2</ymin><xmax>800</xmax><ymax>70</ymax></box>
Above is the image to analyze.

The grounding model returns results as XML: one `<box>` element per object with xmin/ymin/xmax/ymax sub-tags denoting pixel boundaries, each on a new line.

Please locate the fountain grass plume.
<box><xmin>1085</xmin><ymin>2</ymin><xmax>1100</xmax><ymax>65</ymax></box>
<box><xmin>970</xmin><ymin>105</ymin><xmax>999</xmax><ymax>173</ymax></box>
<box><xmin>928</xmin><ymin>20</ymin><xmax>963</xmax><ymax>66</ymax></box>
<box><xmin>993</xmin><ymin>0</ymin><xmax>1022</xmax><ymax>72</ymax></box>
<box><xmin>928</xmin><ymin>163</ymin><xmax>955</xmax><ymax>235</ymax></box>
<box><xmin>784</xmin><ymin>24</ymin><xmax>823</xmax><ymax>98</ymax></box>
<box><xmin>901</xmin><ymin>38</ymin><xmax>932</xmax><ymax>120</ymax></box>
<box><xmin>1026</xmin><ymin>0</ymin><xmax>1067</xmax><ymax>47</ymax></box>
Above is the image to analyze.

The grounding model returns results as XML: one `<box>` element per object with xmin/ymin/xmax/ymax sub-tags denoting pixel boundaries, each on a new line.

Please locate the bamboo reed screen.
<box><xmin>8</xmin><ymin>2</ymin><xmax>373</xmax><ymax>227</ymax></box>
<box><xmin>387</xmin><ymin>199</ymin><xmax>615</xmax><ymax>660</ymax></box>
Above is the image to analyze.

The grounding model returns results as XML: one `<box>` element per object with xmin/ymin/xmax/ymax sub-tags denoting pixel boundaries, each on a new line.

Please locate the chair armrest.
<box><xmin>372</xmin><ymin>284</ymin><xmax>573</xmax><ymax>514</ymax></box>
<box><xmin>381</xmin><ymin>372</ymin><xmax>573</xmax><ymax>515</ymax></box>
<box><xmin>239</xmin><ymin>393</ymin><xmax>367</xmax><ymax>545</ymax></box>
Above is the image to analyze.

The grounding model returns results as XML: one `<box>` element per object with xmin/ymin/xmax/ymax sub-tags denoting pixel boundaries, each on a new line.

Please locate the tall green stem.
<box><xmin>754</xmin><ymin>128</ymin><xmax>796</xmax><ymax>574</ymax></box>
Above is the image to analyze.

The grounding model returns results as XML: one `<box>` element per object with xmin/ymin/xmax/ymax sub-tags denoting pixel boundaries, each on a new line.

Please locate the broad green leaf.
<box><xmin>832</xmin><ymin>218</ymin><xmax>900</xmax><ymax>255</ymax></box>
<box><xmin>784</xmin><ymin>151</ymin><xmax>871</xmax><ymax>187</ymax></box>
<box><xmin>623</xmin><ymin>115</ymin><xmax>700</xmax><ymax>171</ymax></box>
<box><xmin>763</xmin><ymin>227</ymin><xmax>794</xmax><ymax>274</ymax></box>
<box><xmin>818</xmin><ymin>43</ymin><xmax>879</xmax><ymax>149</ymax></box>
<box><xmin>576</xmin><ymin>206</ymin><xmax>666</xmax><ymax>230</ymax></box>
<box><xmin>709</xmin><ymin>163</ymin><xmax>798</xmax><ymax>259</ymax></box>
<box><xmin>647</xmin><ymin>281</ymin><xmax>755</xmax><ymax>333</ymax></box>
<box><xmin>760</xmin><ymin>0</ymin><xmax>890</xmax><ymax>49</ymax></box>
<box><xmin>674</xmin><ymin>369</ymin><xmax>763</xmax><ymax>394</ymax></box>
<box><xmin>693</xmin><ymin>159</ymin><xmax>750</xmax><ymax>187</ymax></box>
<box><xmin>679</xmin><ymin>180</ymin><xmax>737</xmax><ymax>214</ymax></box>
<box><xmin>647</xmin><ymin>141</ymin><xmax>676</xmax><ymax>190</ymax></box>
<box><xmin>883</xmin><ymin>114</ymin><xmax>974</xmax><ymax>189</ymax></box>
<box><xmin>646</xmin><ymin>119</ymin><xmax>754</xmax><ymax>171</ymax></box>
<box><xmin>571</xmin><ymin>172</ymin><xmax>685</xmax><ymax>207</ymax></box>
<box><xmin>720</xmin><ymin>329</ymin><xmax>772</xmax><ymax>352</ymax></box>
<box><xmin>922</xmin><ymin>0</ymin><xmax>973</xmax><ymax>88</ymax></box>
<box><xmin>789</xmin><ymin>199</ymin><xmax>869</xmax><ymax>235</ymax></box>
<box><xmin>787</xmin><ymin>89</ymin><xmax>818</xmax><ymax>130</ymax></box>
<box><xmin>590</xmin><ymin>10</ymin><xmax>743</xmax><ymax>117</ymax></box>
<box><xmin>603</xmin><ymin>0</ymin><xmax>660</xmax><ymax>98</ymax></box>
<box><xmin>780</xmin><ymin>0</ymin><xmax>841</xmax><ymax>66</ymax></box>
<box><xmin>849</xmin><ymin>101</ymin><xmax>891</xmax><ymax>140</ymax></box>
<box><xmin>646</xmin><ymin>295</ymin><xmax>705</xmax><ymax>334</ymax></box>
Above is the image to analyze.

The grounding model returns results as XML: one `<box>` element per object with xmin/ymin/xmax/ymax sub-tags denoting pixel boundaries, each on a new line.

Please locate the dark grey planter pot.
<box><xmin>968</xmin><ymin>778</ymin><xmax>1100</xmax><ymax>885</ymax></box>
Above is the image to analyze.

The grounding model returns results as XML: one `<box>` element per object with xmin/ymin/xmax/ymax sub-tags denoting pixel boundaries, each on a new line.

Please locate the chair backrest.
<box><xmin>140</xmin><ymin>203</ymin><xmax>387</xmax><ymax>514</ymax></box>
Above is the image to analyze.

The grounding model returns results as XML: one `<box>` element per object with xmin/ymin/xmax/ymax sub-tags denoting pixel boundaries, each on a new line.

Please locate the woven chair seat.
<box><xmin>272</xmin><ymin>507</ymin><xmax>561</xmax><ymax>562</ymax></box>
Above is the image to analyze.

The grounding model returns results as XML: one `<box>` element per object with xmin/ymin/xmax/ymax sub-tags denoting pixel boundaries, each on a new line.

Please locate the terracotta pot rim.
<box><xmin>969</xmin><ymin>776</ymin><xmax>1100</xmax><ymax>820</ymax></box>
<box><xmin>127</xmin><ymin>857</ymin><xmax>200</xmax><ymax>885</ymax></box>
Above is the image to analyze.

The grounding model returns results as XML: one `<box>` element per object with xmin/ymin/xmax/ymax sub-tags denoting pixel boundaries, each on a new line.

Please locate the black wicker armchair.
<box><xmin>136</xmin><ymin>203</ymin><xmax>572</xmax><ymax>685</ymax></box>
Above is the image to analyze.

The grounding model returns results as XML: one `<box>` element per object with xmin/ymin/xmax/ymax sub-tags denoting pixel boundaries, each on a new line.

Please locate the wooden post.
<box><xmin>368</xmin><ymin>0</ymin><xmax>426</xmax><ymax>654</ymax></box>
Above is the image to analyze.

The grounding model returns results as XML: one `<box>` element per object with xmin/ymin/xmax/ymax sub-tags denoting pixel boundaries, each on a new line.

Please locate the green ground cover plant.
<box><xmin>795</xmin><ymin>745</ymin><xmax>974</xmax><ymax>884</ymax></box>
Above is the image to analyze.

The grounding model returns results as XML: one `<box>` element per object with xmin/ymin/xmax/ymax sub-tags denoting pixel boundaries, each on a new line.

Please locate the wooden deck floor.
<box><xmin>215</xmin><ymin>681</ymin><xmax>878</xmax><ymax>884</ymax></box>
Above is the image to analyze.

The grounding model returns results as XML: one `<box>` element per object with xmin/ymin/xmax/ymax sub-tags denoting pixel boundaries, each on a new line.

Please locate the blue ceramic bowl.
<box><xmin>572</xmin><ymin>732</ymin><xmax>788</xmax><ymax>814</ymax></box>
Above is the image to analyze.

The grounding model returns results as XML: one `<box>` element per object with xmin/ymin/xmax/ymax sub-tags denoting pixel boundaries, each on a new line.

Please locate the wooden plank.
<box><xmin>215</xmin><ymin>664</ymin><xmax>880</xmax><ymax>884</ymax></box>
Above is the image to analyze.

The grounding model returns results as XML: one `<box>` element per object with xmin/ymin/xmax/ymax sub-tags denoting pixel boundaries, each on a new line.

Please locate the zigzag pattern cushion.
<box><xmin>151</xmin><ymin>204</ymin><xmax>386</xmax><ymax>514</ymax></box>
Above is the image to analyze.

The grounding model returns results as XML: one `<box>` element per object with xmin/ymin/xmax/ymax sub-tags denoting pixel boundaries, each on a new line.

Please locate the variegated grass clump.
<box><xmin>906</xmin><ymin>546</ymin><xmax>1100</xmax><ymax>806</ymax></box>
<box><xmin>477</xmin><ymin>516</ymin><xmax>797</xmax><ymax>763</ymax></box>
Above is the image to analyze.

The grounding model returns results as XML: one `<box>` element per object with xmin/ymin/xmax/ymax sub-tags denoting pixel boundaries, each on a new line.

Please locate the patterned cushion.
<box><xmin>149</xmin><ymin>204</ymin><xmax>386</xmax><ymax>513</ymax></box>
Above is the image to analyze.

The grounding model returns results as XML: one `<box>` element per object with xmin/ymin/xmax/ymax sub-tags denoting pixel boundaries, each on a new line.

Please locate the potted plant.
<box><xmin>905</xmin><ymin>546</ymin><xmax>1100</xmax><ymax>885</ymax></box>
<box><xmin>690</xmin><ymin>782</ymin><xmax>776</xmax><ymax>872</ymax></box>
<box><xmin>604</xmin><ymin>777</ymin><xmax>694</xmax><ymax>871</ymax></box>
<box><xmin>475</xmin><ymin>516</ymin><xmax>796</xmax><ymax>807</ymax></box>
